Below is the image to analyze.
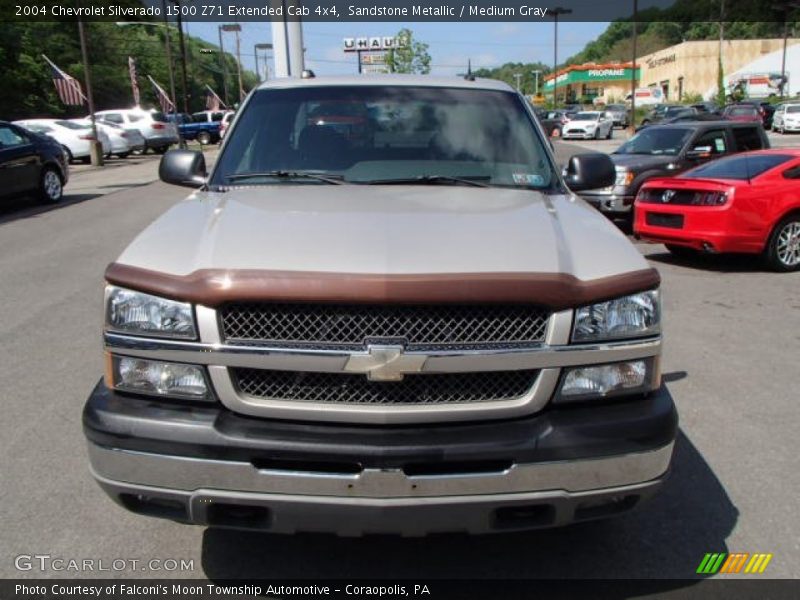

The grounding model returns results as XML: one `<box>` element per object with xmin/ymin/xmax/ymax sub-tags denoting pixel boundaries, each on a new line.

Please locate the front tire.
<box><xmin>154</xmin><ymin>146</ymin><xmax>169</xmax><ymax>155</ymax></box>
<box><xmin>765</xmin><ymin>215</ymin><xmax>800</xmax><ymax>272</ymax></box>
<box><xmin>606</xmin><ymin>126</ymin><xmax>613</xmax><ymax>139</ymax></box>
<box><xmin>196</xmin><ymin>131</ymin><xmax>212</xmax><ymax>145</ymax></box>
<box><xmin>38</xmin><ymin>167</ymin><xmax>63</xmax><ymax>204</ymax></box>
<box><xmin>116</xmin><ymin>152</ymin><xmax>130</xmax><ymax>159</ymax></box>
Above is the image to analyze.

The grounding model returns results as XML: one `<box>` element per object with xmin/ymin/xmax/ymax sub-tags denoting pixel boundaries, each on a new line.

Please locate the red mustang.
<box><xmin>634</xmin><ymin>149</ymin><xmax>800</xmax><ymax>271</ymax></box>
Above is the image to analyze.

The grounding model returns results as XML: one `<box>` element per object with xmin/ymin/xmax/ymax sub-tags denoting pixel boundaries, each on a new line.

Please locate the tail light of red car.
<box><xmin>152</xmin><ymin>122</ymin><xmax>165</xmax><ymax>130</ymax></box>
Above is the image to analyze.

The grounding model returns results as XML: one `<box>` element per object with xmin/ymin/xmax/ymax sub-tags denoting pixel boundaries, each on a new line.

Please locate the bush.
<box><xmin>681</xmin><ymin>92</ymin><xmax>703</xmax><ymax>104</ymax></box>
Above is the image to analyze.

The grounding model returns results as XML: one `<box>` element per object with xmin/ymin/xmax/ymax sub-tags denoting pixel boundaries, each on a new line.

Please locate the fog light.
<box><xmin>110</xmin><ymin>356</ymin><xmax>212</xmax><ymax>401</ymax></box>
<box><xmin>557</xmin><ymin>360</ymin><xmax>650</xmax><ymax>403</ymax></box>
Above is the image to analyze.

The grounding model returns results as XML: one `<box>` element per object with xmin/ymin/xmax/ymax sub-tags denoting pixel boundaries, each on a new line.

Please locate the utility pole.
<box><xmin>171</xmin><ymin>0</ymin><xmax>190</xmax><ymax>114</ymax></box>
<box><xmin>532</xmin><ymin>70</ymin><xmax>542</xmax><ymax>97</ymax></box>
<box><xmin>77</xmin><ymin>18</ymin><xmax>103</xmax><ymax>166</ymax></box>
<box><xmin>217</xmin><ymin>26</ymin><xmax>229</xmax><ymax>106</ymax></box>
<box><xmin>235</xmin><ymin>26</ymin><xmax>243</xmax><ymax>101</ymax></box>
<box><xmin>514</xmin><ymin>72</ymin><xmax>522</xmax><ymax>92</ymax></box>
<box><xmin>630</xmin><ymin>0</ymin><xmax>638</xmax><ymax>133</ymax></box>
<box><xmin>548</xmin><ymin>7</ymin><xmax>572</xmax><ymax>107</ymax></box>
<box><xmin>160</xmin><ymin>0</ymin><xmax>177</xmax><ymax>116</ymax></box>
<box><xmin>255</xmin><ymin>43</ymin><xmax>273</xmax><ymax>82</ymax></box>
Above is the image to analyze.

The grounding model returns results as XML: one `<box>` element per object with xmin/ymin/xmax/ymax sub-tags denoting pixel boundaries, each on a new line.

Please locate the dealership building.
<box><xmin>544</xmin><ymin>38</ymin><xmax>800</xmax><ymax>104</ymax></box>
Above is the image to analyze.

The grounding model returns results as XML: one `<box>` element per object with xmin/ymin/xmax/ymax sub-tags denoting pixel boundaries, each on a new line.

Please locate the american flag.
<box><xmin>148</xmin><ymin>75</ymin><xmax>174</xmax><ymax>114</ymax></box>
<box><xmin>205</xmin><ymin>85</ymin><xmax>225</xmax><ymax>111</ymax></box>
<box><xmin>42</xmin><ymin>54</ymin><xmax>85</xmax><ymax>106</ymax></box>
<box><xmin>128</xmin><ymin>57</ymin><xmax>140</xmax><ymax>106</ymax></box>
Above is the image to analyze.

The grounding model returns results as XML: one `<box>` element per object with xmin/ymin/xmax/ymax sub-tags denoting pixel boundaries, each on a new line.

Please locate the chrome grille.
<box><xmin>233</xmin><ymin>368</ymin><xmax>540</xmax><ymax>405</ymax></box>
<box><xmin>219</xmin><ymin>303</ymin><xmax>550</xmax><ymax>350</ymax></box>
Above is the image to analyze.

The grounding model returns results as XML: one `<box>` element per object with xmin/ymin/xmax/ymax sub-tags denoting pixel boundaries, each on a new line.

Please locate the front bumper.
<box><xmin>580</xmin><ymin>190</ymin><xmax>635</xmax><ymax>215</ymax></box>
<box><xmin>84</xmin><ymin>381</ymin><xmax>677</xmax><ymax>535</ymax></box>
<box><xmin>562</xmin><ymin>129</ymin><xmax>596</xmax><ymax>140</ymax></box>
<box><xmin>144</xmin><ymin>135</ymin><xmax>179</xmax><ymax>148</ymax></box>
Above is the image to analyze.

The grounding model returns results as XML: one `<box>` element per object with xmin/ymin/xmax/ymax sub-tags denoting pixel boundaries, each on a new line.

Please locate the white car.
<box><xmin>561</xmin><ymin>111</ymin><xmax>614</xmax><ymax>140</ymax></box>
<box><xmin>93</xmin><ymin>108</ymin><xmax>179</xmax><ymax>154</ymax></box>
<box><xmin>219</xmin><ymin>110</ymin><xmax>235</xmax><ymax>140</ymax></box>
<box><xmin>772</xmin><ymin>103</ymin><xmax>800</xmax><ymax>134</ymax></box>
<box><xmin>71</xmin><ymin>119</ymin><xmax>137</xmax><ymax>158</ymax></box>
<box><xmin>13</xmin><ymin>119</ymin><xmax>111</xmax><ymax>163</ymax></box>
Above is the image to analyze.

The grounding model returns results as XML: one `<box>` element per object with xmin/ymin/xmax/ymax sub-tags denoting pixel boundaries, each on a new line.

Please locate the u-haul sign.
<box><xmin>344</xmin><ymin>36</ymin><xmax>408</xmax><ymax>52</ymax></box>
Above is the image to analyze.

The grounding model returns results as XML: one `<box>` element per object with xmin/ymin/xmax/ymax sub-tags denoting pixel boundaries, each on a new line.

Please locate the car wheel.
<box><xmin>154</xmin><ymin>146</ymin><xmax>169</xmax><ymax>155</ymax></box>
<box><xmin>38</xmin><ymin>167</ymin><xmax>63</xmax><ymax>204</ymax></box>
<box><xmin>606</xmin><ymin>126</ymin><xmax>613</xmax><ymax>139</ymax></box>
<box><xmin>594</xmin><ymin>128</ymin><xmax>600</xmax><ymax>140</ymax></box>
<box><xmin>765</xmin><ymin>214</ymin><xmax>800</xmax><ymax>272</ymax></box>
<box><xmin>61</xmin><ymin>145</ymin><xmax>73</xmax><ymax>164</ymax></box>
<box><xmin>196</xmin><ymin>131</ymin><xmax>212</xmax><ymax>145</ymax></box>
<box><xmin>116</xmin><ymin>152</ymin><xmax>130</xmax><ymax>159</ymax></box>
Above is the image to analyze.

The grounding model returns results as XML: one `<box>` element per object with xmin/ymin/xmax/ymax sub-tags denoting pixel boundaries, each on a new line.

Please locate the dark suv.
<box><xmin>578</xmin><ymin>121</ymin><xmax>769</xmax><ymax>218</ymax></box>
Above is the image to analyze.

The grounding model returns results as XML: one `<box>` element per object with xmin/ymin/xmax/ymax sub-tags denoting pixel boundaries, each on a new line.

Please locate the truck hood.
<box><xmin>610</xmin><ymin>153</ymin><xmax>673</xmax><ymax>172</ymax></box>
<box><xmin>111</xmin><ymin>185</ymin><xmax>655</xmax><ymax>306</ymax></box>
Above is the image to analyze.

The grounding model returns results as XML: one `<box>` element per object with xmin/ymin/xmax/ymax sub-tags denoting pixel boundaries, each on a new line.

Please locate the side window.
<box><xmin>102</xmin><ymin>113</ymin><xmax>124</xmax><ymax>124</ymax></box>
<box><xmin>192</xmin><ymin>113</ymin><xmax>207</xmax><ymax>123</ymax></box>
<box><xmin>128</xmin><ymin>114</ymin><xmax>143</xmax><ymax>123</ymax></box>
<box><xmin>0</xmin><ymin>125</ymin><xmax>28</xmax><ymax>148</ymax></box>
<box><xmin>691</xmin><ymin>129</ymin><xmax>728</xmax><ymax>156</ymax></box>
<box><xmin>783</xmin><ymin>165</ymin><xmax>800</xmax><ymax>180</ymax></box>
<box><xmin>731</xmin><ymin>127</ymin><xmax>765</xmax><ymax>151</ymax></box>
<box><xmin>211</xmin><ymin>112</ymin><xmax>224</xmax><ymax>122</ymax></box>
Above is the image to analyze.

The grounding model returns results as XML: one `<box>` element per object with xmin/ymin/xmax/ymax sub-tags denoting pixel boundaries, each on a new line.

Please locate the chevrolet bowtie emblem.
<box><xmin>344</xmin><ymin>345</ymin><xmax>427</xmax><ymax>381</ymax></box>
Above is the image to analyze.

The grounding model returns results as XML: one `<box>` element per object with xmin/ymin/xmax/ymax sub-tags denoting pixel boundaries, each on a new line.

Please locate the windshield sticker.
<box><xmin>512</xmin><ymin>173</ymin><xmax>545</xmax><ymax>186</ymax></box>
<box><xmin>715</xmin><ymin>139</ymin><xmax>726</xmax><ymax>152</ymax></box>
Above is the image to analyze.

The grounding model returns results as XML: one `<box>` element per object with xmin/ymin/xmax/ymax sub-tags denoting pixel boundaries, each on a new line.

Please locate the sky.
<box><xmin>186</xmin><ymin>21</ymin><xmax>610</xmax><ymax>80</ymax></box>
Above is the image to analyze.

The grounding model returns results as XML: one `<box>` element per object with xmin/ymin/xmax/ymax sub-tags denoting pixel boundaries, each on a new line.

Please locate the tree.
<box><xmin>386</xmin><ymin>29</ymin><xmax>431</xmax><ymax>74</ymax></box>
<box><xmin>716</xmin><ymin>55</ymin><xmax>727</xmax><ymax>106</ymax></box>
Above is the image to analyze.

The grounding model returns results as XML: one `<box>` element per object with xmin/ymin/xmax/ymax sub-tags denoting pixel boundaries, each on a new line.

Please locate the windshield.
<box><xmin>682</xmin><ymin>154</ymin><xmax>793</xmax><ymax>180</ymax></box>
<box><xmin>571</xmin><ymin>113</ymin><xmax>599</xmax><ymax>121</ymax></box>
<box><xmin>614</xmin><ymin>127</ymin><xmax>692</xmax><ymax>156</ymax></box>
<box><xmin>212</xmin><ymin>85</ymin><xmax>557</xmax><ymax>189</ymax></box>
<box><xmin>55</xmin><ymin>120</ymin><xmax>88</xmax><ymax>130</ymax></box>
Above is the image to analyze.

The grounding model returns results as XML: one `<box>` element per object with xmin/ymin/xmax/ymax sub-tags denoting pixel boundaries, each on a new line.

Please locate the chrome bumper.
<box><xmin>87</xmin><ymin>441</ymin><xmax>674</xmax><ymax>535</ymax></box>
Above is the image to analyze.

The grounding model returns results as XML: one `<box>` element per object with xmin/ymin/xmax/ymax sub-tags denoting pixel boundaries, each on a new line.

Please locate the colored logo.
<box><xmin>696</xmin><ymin>552</ymin><xmax>773</xmax><ymax>575</ymax></box>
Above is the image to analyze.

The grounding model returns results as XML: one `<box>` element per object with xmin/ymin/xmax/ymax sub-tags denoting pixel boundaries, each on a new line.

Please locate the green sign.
<box><xmin>543</xmin><ymin>67</ymin><xmax>640</xmax><ymax>90</ymax></box>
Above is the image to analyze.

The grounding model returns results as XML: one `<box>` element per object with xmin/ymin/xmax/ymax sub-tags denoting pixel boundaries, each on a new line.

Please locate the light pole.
<box><xmin>169</xmin><ymin>0</ymin><xmax>190</xmax><ymax>114</ymax></box>
<box><xmin>514</xmin><ymin>72</ymin><xmax>522</xmax><ymax>92</ymax></box>
<box><xmin>217</xmin><ymin>26</ymin><xmax>230</xmax><ymax>106</ymax></box>
<box><xmin>630</xmin><ymin>0</ymin><xmax>638</xmax><ymax>133</ymax></box>
<box><xmin>547</xmin><ymin>7</ymin><xmax>572</xmax><ymax>107</ymax></box>
<box><xmin>532</xmin><ymin>69</ymin><xmax>542</xmax><ymax>97</ymax></box>
<box><xmin>255</xmin><ymin>43</ymin><xmax>273</xmax><ymax>82</ymax></box>
<box><xmin>221</xmin><ymin>24</ymin><xmax>243</xmax><ymax>102</ymax></box>
<box><xmin>77</xmin><ymin>17</ymin><xmax>103</xmax><ymax>166</ymax></box>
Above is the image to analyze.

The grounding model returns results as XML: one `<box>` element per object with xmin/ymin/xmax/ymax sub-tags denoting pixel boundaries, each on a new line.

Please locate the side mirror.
<box><xmin>685</xmin><ymin>146</ymin><xmax>712</xmax><ymax>160</ymax></box>
<box><xmin>159</xmin><ymin>149</ymin><xmax>207</xmax><ymax>188</ymax></box>
<box><xmin>563</xmin><ymin>152</ymin><xmax>616</xmax><ymax>191</ymax></box>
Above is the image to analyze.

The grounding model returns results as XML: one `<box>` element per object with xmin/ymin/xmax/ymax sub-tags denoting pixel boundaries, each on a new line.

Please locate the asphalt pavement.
<box><xmin>0</xmin><ymin>141</ymin><xmax>798</xmax><ymax>586</ymax></box>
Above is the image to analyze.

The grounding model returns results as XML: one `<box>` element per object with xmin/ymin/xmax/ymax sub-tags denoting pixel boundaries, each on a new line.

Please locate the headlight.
<box><xmin>556</xmin><ymin>359</ymin><xmax>656</xmax><ymax>403</ymax></box>
<box><xmin>107</xmin><ymin>355</ymin><xmax>212</xmax><ymax>401</ymax></box>
<box><xmin>572</xmin><ymin>290</ymin><xmax>660</xmax><ymax>342</ymax></box>
<box><xmin>106</xmin><ymin>286</ymin><xmax>196</xmax><ymax>339</ymax></box>
<box><xmin>615</xmin><ymin>170</ymin><xmax>635</xmax><ymax>186</ymax></box>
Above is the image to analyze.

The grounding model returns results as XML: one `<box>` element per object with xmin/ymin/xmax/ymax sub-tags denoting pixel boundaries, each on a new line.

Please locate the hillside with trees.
<box><xmin>566</xmin><ymin>0</ymin><xmax>799</xmax><ymax>66</ymax></box>
<box><xmin>0</xmin><ymin>21</ymin><xmax>257</xmax><ymax>120</ymax></box>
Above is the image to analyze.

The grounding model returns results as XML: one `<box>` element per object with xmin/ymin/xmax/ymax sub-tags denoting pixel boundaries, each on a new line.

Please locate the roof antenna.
<box><xmin>464</xmin><ymin>59</ymin><xmax>475</xmax><ymax>81</ymax></box>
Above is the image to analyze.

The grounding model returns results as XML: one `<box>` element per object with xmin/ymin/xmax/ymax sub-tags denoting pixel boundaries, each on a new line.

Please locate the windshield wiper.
<box><xmin>225</xmin><ymin>171</ymin><xmax>347</xmax><ymax>185</ymax></box>
<box><xmin>362</xmin><ymin>174</ymin><xmax>491</xmax><ymax>188</ymax></box>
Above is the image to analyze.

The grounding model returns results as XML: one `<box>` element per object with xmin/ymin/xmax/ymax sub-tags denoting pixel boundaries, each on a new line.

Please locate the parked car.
<box><xmin>84</xmin><ymin>75</ymin><xmax>675</xmax><ymax>536</ymax></box>
<box><xmin>634</xmin><ymin>150</ymin><xmax>800</xmax><ymax>271</ymax></box>
<box><xmin>730</xmin><ymin>100</ymin><xmax>775</xmax><ymax>129</ymax></box>
<box><xmin>70</xmin><ymin>119</ymin><xmax>141</xmax><ymax>158</ymax></box>
<box><xmin>578</xmin><ymin>121</ymin><xmax>770</xmax><ymax>219</ymax></box>
<box><xmin>690</xmin><ymin>101</ymin><xmax>722</xmax><ymax>115</ymax></box>
<box><xmin>561</xmin><ymin>111</ymin><xmax>614</xmax><ymax>140</ymax></box>
<box><xmin>165</xmin><ymin>111</ymin><xmax>223</xmax><ymax>145</ymax></box>
<box><xmin>13</xmin><ymin>119</ymin><xmax>111</xmax><ymax>163</ymax></box>
<box><xmin>0</xmin><ymin>120</ymin><xmax>68</xmax><ymax>203</ymax></box>
<box><xmin>722</xmin><ymin>104</ymin><xmax>762</xmax><ymax>123</ymax></box>
<box><xmin>771</xmin><ymin>103</ymin><xmax>800</xmax><ymax>133</ymax></box>
<box><xmin>94</xmin><ymin>108</ymin><xmax>179</xmax><ymax>154</ymax></box>
<box><xmin>218</xmin><ymin>110</ymin><xmax>235</xmax><ymax>140</ymax></box>
<box><xmin>535</xmin><ymin>109</ymin><xmax>569</xmax><ymax>138</ymax></box>
<box><xmin>605</xmin><ymin>103</ymin><xmax>629</xmax><ymax>128</ymax></box>
<box><xmin>658</xmin><ymin>113</ymin><xmax>725</xmax><ymax>126</ymax></box>
<box><xmin>638</xmin><ymin>105</ymin><xmax>697</xmax><ymax>129</ymax></box>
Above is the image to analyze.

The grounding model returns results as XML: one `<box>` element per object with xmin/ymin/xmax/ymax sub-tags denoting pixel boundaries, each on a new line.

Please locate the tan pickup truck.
<box><xmin>84</xmin><ymin>75</ymin><xmax>676</xmax><ymax>535</ymax></box>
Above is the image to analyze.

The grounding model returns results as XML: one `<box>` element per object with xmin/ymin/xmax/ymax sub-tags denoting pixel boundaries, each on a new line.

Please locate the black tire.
<box><xmin>665</xmin><ymin>244</ymin><xmax>698</xmax><ymax>259</ymax></box>
<box><xmin>61</xmin><ymin>145</ymin><xmax>73</xmax><ymax>164</ymax></box>
<box><xmin>764</xmin><ymin>214</ymin><xmax>800</xmax><ymax>272</ymax></box>
<box><xmin>594</xmin><ymin>128</ymin><xmax>600</xmax><ymax>140</ymax></box>
<box><xmin>38</xmin><ymin>167</ymin><xmax>63</xmax><ymax>204</ymax></box>
<box><xmin>196</xmin><ymin>131</ymin><xmax>212</xmax><ymax>145</ymax></box>
<box><xmin>606</xmin><ymin>126</ymin><xmax>613</xmax><ymax>139</ymax></box>
<box><xmin>80</xmin><ymin>156</ymin><xmax>91</xmax><ymax>164</ymax></box>
<box><xmin>154</xmin><ymin>146</ymin><xmax>169</xmax><ymax>155</ymax></box>
<box><xmin>116</xmin><ymin>152</ymin><xmax>130</xmax><ymax>159</ymax></box>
